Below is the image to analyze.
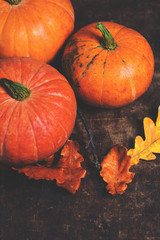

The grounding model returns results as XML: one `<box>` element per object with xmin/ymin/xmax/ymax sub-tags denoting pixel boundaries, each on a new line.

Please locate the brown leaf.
<box><xmin>100</xmin><ymin>145</ymin><xmax>135</xmax><ymax>195</ymax></box>
<box><xmin>13</xmin><ymin>140</ymin><xmax>86</xmax><ymax>194</ymax></box>
<box><xmin>128</xmin><ymin>106</ymin><xmax>160</xmax><ymax>165</ymax></box>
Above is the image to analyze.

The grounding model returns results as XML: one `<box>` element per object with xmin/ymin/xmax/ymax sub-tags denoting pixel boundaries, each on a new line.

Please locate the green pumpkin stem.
<box><xmin>6</xmin><ymin>0</ymin><xmax>21</xmax><ymax>5</ymax></box>
<box><xmin>96</xmin><ymin>22</ymin><xmax>117</xmax><ymax>50</ymax></box>
<box><xmin>0</xmin><ymin>78</ymin><xmax>31</xmax><ymax>101</ymax></box>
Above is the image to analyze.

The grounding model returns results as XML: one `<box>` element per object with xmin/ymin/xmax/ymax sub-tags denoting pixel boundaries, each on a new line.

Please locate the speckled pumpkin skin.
<box><xmin>62</xmin><ymin>22</ymin><xmax>154</xmax><ymax>108</ymax></box>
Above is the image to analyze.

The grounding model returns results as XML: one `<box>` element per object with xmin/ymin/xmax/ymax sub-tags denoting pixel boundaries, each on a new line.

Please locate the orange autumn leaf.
<box><xmin>128</xmin><ymin>106</ymin><xmax>160</xmax><ymax>165</ymax></box>
<box><xmin>14</xmin><ymin>140</ymin><xmax>86</xmax><ymax>194</ymax></box>
<box><xmin>100</xmin><ymin>145</ymin><xmax>135</xmax><ymax>195</ymax></box>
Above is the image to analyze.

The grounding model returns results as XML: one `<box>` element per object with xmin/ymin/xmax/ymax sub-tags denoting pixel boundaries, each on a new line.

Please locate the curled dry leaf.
<box><xmin>128</xmin><ymin>106</ymin><xmax>160</xmax><ymax>165</ymax></box>
<box><xmin>13</xmin><ymin>140</ymin><xmax>86</xmax><ymax>194</ymax></box>
<box><xmin>100</xmin><ymin>145</ymin><xmax>135</xmax><ymax>195</ymax></box>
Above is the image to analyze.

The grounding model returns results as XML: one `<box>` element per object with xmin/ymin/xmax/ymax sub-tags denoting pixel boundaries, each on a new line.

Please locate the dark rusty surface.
<box><xmin>0</xmin><ymin>0</ymin><xmax>160</xmax><ymax>239</ymax></box>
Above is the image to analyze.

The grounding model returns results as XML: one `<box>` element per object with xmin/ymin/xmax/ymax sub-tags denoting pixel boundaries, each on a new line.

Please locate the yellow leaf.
<box><xmin>128</xmin><ymin>106</ymin><xmax>160</xmax><ymax>165</ymax></box>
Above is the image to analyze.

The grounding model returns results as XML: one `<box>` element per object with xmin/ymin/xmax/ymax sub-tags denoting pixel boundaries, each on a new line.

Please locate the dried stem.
<box><xmin>77</xmin><ymin>107</ymin><xmax>101</xmax><ymax>170</ymax></box>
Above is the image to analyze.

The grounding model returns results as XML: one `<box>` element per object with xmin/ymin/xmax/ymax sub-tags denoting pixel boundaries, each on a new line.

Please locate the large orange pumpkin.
<box><xmin>62</xmin><ymin>22</ymin><xmax>154</xmax><ymax>108</ymax></box>
<box><xmin>0</xmin><ymin>57</ymin><xmax>77</xmax><ymax>167</ymax></box>
<box><xmin>0</xmin><ymin>0</ymin><xmax>74</xmax><ymax>63</ymax></box>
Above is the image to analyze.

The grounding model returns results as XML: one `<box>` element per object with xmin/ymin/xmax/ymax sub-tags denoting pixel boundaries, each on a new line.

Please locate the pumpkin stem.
<box><xmin>6</xmin><ymin>0</ymin><xmax>21</xmax><ymax>5</ymax></box>
<box><xmin>96</xmin><ymin>22</ymin><xmax>117</xmax><ymax>50</ymax></box>
<box><xmin>0</xmin><ymin>78</ymin><xmax>31</xmax><ymax>101</ymax></box>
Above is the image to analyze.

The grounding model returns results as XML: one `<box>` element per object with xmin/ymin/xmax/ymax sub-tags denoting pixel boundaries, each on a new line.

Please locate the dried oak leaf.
<box><xmin>13</xmin><ymin>140</ymin><xmax>86</xmax><ymax>194</ymax></box>
<box><xmin>100</xmin><ymin>145</ymin><xmax>135</xmax><ymax>195</ymax></box>
<box><xmin>128</xmin><ymin>106</ymin><xmax>160</xmax><ymax>165</ymax></box>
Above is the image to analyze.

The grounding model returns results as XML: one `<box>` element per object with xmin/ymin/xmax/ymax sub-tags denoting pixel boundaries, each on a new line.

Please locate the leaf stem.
<box><xmin>77</xmin><ymin>107</ymin><xmax>101</xmax><ymax>170</ymax></box>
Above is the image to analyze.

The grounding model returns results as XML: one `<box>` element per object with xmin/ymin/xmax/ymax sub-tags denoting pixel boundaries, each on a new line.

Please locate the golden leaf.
<box><xmin>128</xmin><ymin>106</ymin><xmax>160</xmax><ymax>165</ymax></box>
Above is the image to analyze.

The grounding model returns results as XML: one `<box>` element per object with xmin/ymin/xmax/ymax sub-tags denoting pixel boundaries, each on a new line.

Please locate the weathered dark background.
<box><xmin>1</xmin><ymin>0</ymin><xmax>160</xmax><ymax>239</ymax></box>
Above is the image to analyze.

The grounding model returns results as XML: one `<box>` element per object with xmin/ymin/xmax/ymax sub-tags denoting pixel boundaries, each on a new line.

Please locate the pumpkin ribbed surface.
<box><xmin>0</xmin><ymin>57</ymin><xmax>77</xmax><ymax>166</ymax></box>
<box><xmin>62</xmin><ymin>22</ymin><xmax>154</xmax><ymax>108</ymax></box>
<box><xmin>0</xmin><ymin>0</ymin><xmax>74</xmax><ymax>62</ymax></box>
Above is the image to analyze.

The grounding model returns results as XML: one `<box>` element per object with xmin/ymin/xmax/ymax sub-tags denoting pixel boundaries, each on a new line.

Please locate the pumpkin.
<box><xmin>62</xmin><ymin>22</ymin><xmax>154</xmax><ymax>108</ymax></box>
<box><xmin>0</xmin><ymin>0</ymin><xmax>74</xmax><ymax>63</ymax></box>
<box><xmin>0</xmin><ymin>57</ymin><xmax>77</xmax><ymax>167</ymax></box>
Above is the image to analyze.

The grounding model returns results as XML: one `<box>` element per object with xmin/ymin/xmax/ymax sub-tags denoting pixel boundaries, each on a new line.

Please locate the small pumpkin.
<box><xmin>62</xmin><ymin>22</ymin><xmax>154</xmax><ymax>108</ymax></box>
<box><xmin>0</xmin><ymin>0</ymin><xmax>74</xmax><ymax>63</ymax></box>
<box><xmin>0</xmin><ymin>57</ymin><xmax>77</xmax><ymax>167</ymax></box>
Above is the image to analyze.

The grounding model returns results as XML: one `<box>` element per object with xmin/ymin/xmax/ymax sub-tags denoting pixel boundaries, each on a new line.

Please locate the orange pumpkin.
<box><xmin>62</xmin><ymin>22</ymin><xmax>154</xmax><ymax>108</ymax></box>
<box><xmin>0</xmin><ymin>57</ymin><xmax>77</xmax><ymax>167</ymax></box>
<box><xmin>0</xmin><ymin>0</ymin><xmax>74</xmax><ymax>63</ymax></box>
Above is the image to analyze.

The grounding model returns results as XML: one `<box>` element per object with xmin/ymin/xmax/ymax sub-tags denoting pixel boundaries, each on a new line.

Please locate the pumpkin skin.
<box><xmin>62</xmin><ymin>22</ymin><xmax>154</xmax><ymax>108</ymax></box>
<box><xmin>0</xmin><ymin>0</ymin><xmax>74</xmax><ymax>63</ymax></box>
<box><xmin>0</xmin><ymin>57</ymin><xmax>77</xmax><ymax>167</ymax></box>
